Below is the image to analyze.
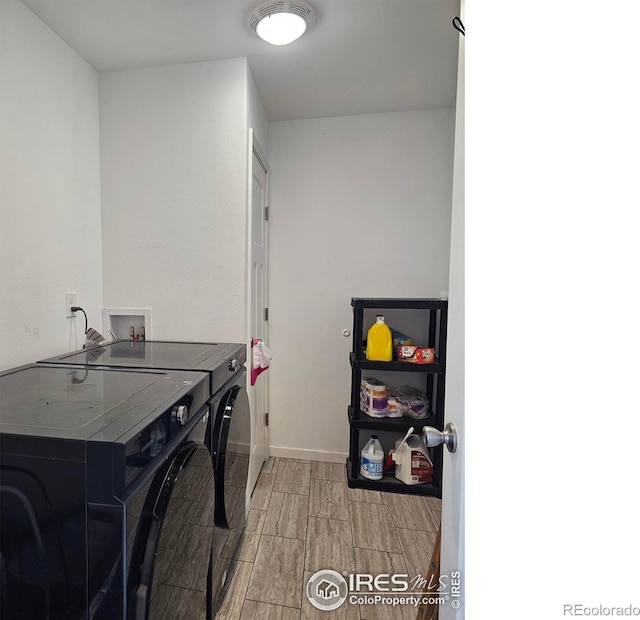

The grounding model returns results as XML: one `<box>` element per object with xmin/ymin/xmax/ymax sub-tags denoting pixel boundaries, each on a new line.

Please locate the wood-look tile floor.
<box><xmin>215</xmin><ymin>458</ymin><xmax>441</xmax><ymax>620</ymax></box>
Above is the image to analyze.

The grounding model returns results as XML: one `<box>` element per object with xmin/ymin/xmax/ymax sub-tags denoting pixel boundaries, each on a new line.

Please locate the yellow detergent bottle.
<box><xmin>365</xmin><ymin>315</ymin><xmax>393</xmax><ymax>361</ymax></box>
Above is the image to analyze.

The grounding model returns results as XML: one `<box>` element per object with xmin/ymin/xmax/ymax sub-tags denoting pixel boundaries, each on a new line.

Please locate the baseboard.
<box><xmin>268</xmin><ymin>445</ymin><xmax>348</xmax><ymax>464</ymax></box>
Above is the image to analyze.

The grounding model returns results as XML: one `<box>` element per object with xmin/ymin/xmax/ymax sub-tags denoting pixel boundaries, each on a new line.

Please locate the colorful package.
<box><xmin>397</xmin><ymin>346</ymin><xmax>435</xmax><ymax>365</ymax></box>
<box><xmin>389</xmin><ymin>386</ymin><xmax>430</xmax><ymax>419</ymax></box>
<box><xmin>391</xmin><ymin>329</ymin><xmax>414</xmax><ymax>359</ymax></box>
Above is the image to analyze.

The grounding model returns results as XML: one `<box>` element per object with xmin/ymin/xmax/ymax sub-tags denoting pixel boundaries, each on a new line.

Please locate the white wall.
<box><xmin>0</xmin><ymin>0</ymin><xmax>102</xmax><ymax>370</ymax></box>
<box><xmin>99</xmin><ymin>58</ymin><xmax>263</xmax><ymax>343</ymax></box>
<box><xmin>267</xmin><ymin>110</ymin><xmax>454</xmax><ymax>460</ymax></box>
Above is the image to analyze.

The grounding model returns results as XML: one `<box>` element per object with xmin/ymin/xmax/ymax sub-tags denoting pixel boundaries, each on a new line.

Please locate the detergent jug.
<box><xmin>365</xmin><ymin>315</ymin><xmax>392</xmax><ymax>362</ymax></box>
<box><xmin>360</xmin><ymin>435</ymin><xmax>384</xmax><ymax>480</ymax></box>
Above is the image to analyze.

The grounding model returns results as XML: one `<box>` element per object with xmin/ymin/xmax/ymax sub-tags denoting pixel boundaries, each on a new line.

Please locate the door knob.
<box><xmin>422</xmin><ymin>423</ymin><xmax>458</xmax><ymax>453</ymax></box>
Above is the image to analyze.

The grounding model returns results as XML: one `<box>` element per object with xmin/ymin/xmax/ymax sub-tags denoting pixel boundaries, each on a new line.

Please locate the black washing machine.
<box><xmin>38</xmin><ymin>340</ymin><xmax>251</xmax><ymax>612</ymax></box>
<box><xmin>0</xmin><ymin>357</ymin><xmax>247</xmax><ymax>620</ymax></box>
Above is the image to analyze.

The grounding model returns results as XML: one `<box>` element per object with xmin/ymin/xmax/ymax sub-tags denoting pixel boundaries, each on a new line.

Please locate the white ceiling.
<box><xmin>19</xmin><ymin>0</ymin><xmax>461</xmax><ymax>122</ymax></box>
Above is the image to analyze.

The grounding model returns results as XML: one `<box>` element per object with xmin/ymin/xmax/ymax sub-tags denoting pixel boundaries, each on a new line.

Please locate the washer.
<box><xmin>0</xmin><ymin>363</ymin><xmax>218</xmax><ymax>619</ymax></box>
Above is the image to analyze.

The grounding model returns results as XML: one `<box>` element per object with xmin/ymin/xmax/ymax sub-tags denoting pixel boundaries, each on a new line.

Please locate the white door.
<box><xmin>247</xmin><ymin>133</ymin><xmax>269</xmax><ymax>497</ymax></box>
<box><xmin>440</xmin><ymin>6</ymin><xmax>465</xmax><ymax>619</ymax></box>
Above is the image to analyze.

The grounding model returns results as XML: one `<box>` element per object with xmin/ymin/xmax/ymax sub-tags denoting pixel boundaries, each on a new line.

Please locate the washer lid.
<box><xmin>39</xmin><ymin>340</ymin><xmax>245</xmax><ymax>384</ymax></box>
<box><xmin>0</xmin><ymin>364</ymin><xmax>207</xmax><ymax>447</ymax></box>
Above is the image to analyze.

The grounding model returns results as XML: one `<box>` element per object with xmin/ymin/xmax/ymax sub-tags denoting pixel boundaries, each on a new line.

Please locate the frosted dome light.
<box><xmin>256</xmin><ymin>12</ymin><xmax>307</xmax><ymax>45</ymax></box>
<box><xmin>249</xmin><ymin>1</ymin><xmax>316</xmax><ymax>46</ymax></box>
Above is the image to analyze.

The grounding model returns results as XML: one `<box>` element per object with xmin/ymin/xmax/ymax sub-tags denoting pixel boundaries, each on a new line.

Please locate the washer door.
<box><xmin>211</xmin><ymin>385</ymin><xmax>250</xmax><ymax>530</ymax></box>
<box><xmin>129</xmin><ymin>441</ymin><xmax>215</xmax><ymax>620</ymax></box>
<box><xmin>0</xmin><ymin>471</ymin><xmax>53</xmax><ymax>620</ymax></box>
<box><xmin>1</xmin><ymin>462</ymin><xmax>85</xmax><ymax>620</ymax></box>
<box><xmin>208</xmin><ymin>385</ymin><xmax>250</xmax><ymax>614</ymax></box>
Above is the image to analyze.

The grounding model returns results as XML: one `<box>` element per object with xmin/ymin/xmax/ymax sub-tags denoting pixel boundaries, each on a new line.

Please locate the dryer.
<box><xmin>39</xmin><ymin>340</ymin><xmax>252</xmax><ymax>611</ymax></box>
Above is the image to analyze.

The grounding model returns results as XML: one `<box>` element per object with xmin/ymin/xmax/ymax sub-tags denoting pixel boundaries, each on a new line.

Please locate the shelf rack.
<box><xmin>346</xmin><ymin>298</ymin><xmax>448</xmax><ymax>498</ymax></box>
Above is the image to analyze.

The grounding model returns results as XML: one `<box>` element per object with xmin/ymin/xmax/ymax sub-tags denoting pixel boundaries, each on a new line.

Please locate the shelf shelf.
<box><xmin>351</xmin><ymin>298</ymin><xmax>447</xmax><ymax>310</ymax></box>
<box><xmin>348</xmin><ymin>406</ymin><xmax>438</xmax><ymax>432</ymax></box>
<box><xmin>345</xmin><ymin>459</ymin><xmax>441</xmax><ymax>498</ymax></box>
<box><xmin>348</xmin><ymin>297</ymin><xmax>447</xmax><ymax>499</ymax></box>
<box><xmin>350</xmin><ymin>353</ymin><xmax>445</xmax><ymax>374</ymax></box>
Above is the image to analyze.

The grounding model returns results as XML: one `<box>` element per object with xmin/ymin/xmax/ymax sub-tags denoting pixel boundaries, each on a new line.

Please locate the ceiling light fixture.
<box><xmin>249</xmin><ymin>1</ymin><xmax>316</xmax><ymax>46</ymax></box>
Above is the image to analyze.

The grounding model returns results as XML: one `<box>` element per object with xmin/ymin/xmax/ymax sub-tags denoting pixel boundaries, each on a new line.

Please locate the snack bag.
<box><xmin>397</xmin><ymin>346</ymin><xmax>435</xmax><ymax>364</ymax></box>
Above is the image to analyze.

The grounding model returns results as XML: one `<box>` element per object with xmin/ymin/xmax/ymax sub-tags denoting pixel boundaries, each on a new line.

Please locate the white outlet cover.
<box><xmin>66</xmin><ymin>292</ymin><xmax>77</xmax><ymax>318</ymax></box>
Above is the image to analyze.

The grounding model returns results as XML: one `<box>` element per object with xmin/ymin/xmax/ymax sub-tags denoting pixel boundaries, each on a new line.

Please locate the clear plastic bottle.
<box><xmin>360</xmin><ymin>435</ymin><xmax>384</xmax><ymax>480</ymax></box>
<box><xmin>365</xmin><ymin>315</ymin><xmax>392</xmax><ymax>362</ymax></box>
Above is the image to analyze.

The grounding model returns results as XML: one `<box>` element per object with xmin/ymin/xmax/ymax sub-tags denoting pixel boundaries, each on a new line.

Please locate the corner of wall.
<box><xmin>246</xmin><ymin>64</ymin><xmax>269</xmax><ymax>154</ymax></box>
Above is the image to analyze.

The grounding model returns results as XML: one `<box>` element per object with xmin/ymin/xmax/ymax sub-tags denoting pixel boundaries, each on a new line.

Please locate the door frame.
<box><xmin>245</xmin><ymin>129</ymin><xmax>270</xmax><ymax>497</ymax></box>
<box><xmin>439</xmin><ymin>2</ymin><xmax>465</xmax><ymax>617</ymax></box>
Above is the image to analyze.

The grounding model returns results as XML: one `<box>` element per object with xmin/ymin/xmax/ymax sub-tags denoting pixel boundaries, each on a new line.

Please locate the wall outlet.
<box><xmin>66</xmin><ymin>292</ymin><xmax>77</xmax><ymax>318</ymax></box>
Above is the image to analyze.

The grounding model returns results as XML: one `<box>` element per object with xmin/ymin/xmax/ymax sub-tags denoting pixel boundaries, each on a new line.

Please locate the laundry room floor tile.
<box><xmin>395</xmin><ymin>528</ymin><xmax>439</xmax><ymax>581</ymax></box>
<box><xmin>382</xmin><ymin>493</ymin><xmax>439</xmax><ymax>532</ymax></box>
<box><xmin>263</xmin><ymin>491</ymin><xmax>309</xmax><ymax>540</ymax></box>
<box><xmin>213</xmin><ymin>457</ymin><xmax>442</xmax><ymax>620</ymax></box>
<box><xmin>347</xmin><ymin>486</ymin><xmax>384</xmax><ymax>504</ymax></box>
<box><xmin>271</xmin><ymin>459</ymin><xmax>312</xmax><ymax>496</ymax></box>
<box><xmin>214</xmin><ymin>560</ymin><xmax>253</xmax><ymax>620</ymax></box>
<box><xmin>260</xmin><ymin>457</ymin><xmax>280</xmax><ymax>475</ymax></box>
<box><xmin>245</xmin><ymin>534</ymin><xmax>305</xmax><ymax>608</ymax></box>
<box><xmin>353</xmin><ymin>549</ymin><xmax>413</xmax><ymax>620</ymax></box>
<box><xmin>311</xmin><ymin>461</ymin><xmax>346</xmax><ymax>482</ymax></box>
<box><xmin>304</xmin><ymin>516</ymin><xmax>355</xmax><ymax>573</ymax></box>
<box><xmin>349</xmin><ymin>501</ymin><xmax>401</xmax><ymax>553</ymax></box>
<box><xmin>426</xmin><ymin>496</ymin><xmax>442</xmax><ymax>526</ymax></box>
<box><xmin>250</xmin><ymin>472</ymin><xmax>275</xmax><ymax>511</ymax></box>
<box><xmin>223</xmin><ymin>509</ymin><xmax>266</xmax><ymax>562</ymax></box>
<box><xmin>239</xmin><ymin>600</ymin><xmax>300</xmax><ymax>619</ymax></box>
<box><xmin>309</xmin><ymin>478</ymin><xmax>350</xmax><ymax>521</ymax></box>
